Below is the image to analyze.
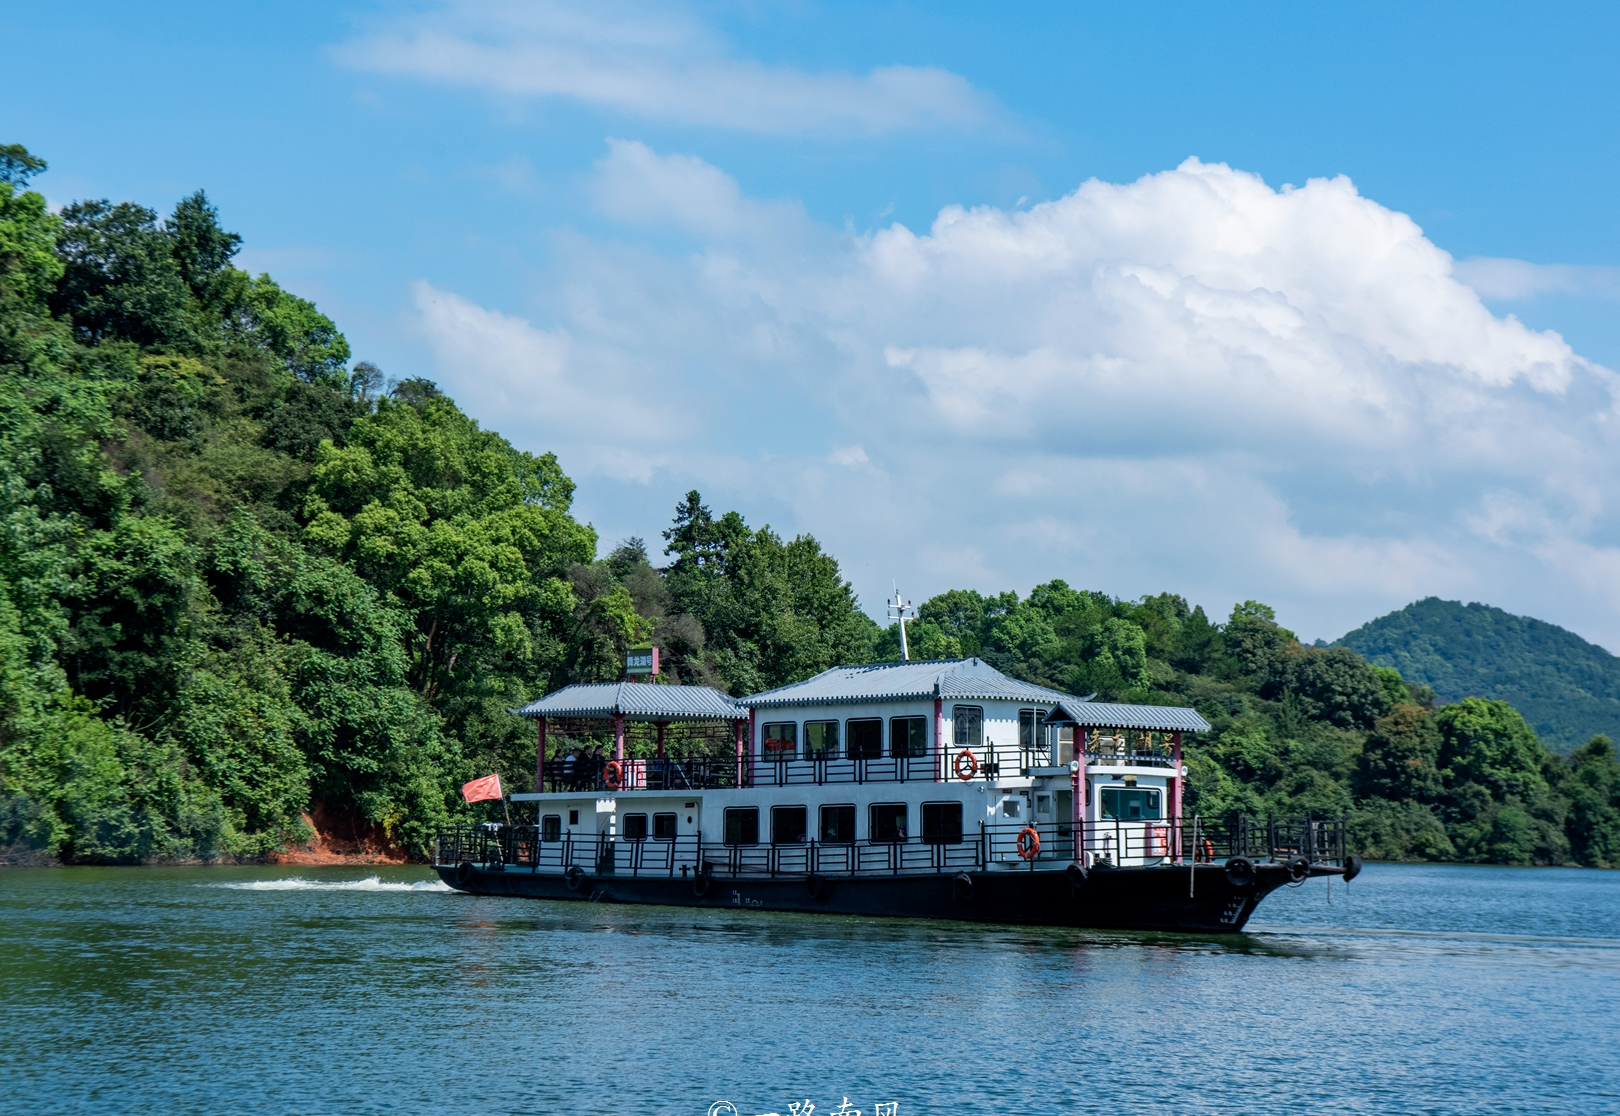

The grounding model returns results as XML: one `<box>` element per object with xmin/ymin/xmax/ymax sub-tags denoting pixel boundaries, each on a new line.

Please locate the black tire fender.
<box><xmin>806</xmin><ymin>873</ymin><xmax>824</xmax><ymax>900</ymax></box>
<box><xmin>1343</xmin><ymin>853</ymin><xmax>1363</xmax><ymax>883</ymax></box>
<box><xmin>1286</xmin><ymin>855</ymin><xmax>1311</xmax><ymax>883</ymax></box>
<box><xmin>454</xmin><ymin>861</ymin><xmax>475</xmax><ymax>887</ymax></box>
<box><xmin>694</xmin><ymin>868</ymin><xmax>712</xmax><ymax>897</ymax></box>
<box><xmin>1224</xmin><ymin>855</ymin><xmax>1256</xmax><ymax>888</ymax></box>
<box><xmin>951</xmin><ymin>872</ymin><xmax>975</xmax><ymax>900</ymax></box>
<box><xmin>1066</xmin><ymin>861</ymin><xmax>1089</xmax><ymax>894</ymax></box>
<box><xmin>564</xmin><ymin>865</ymin><xmax>585</xmax><ymax>891</ymax></box>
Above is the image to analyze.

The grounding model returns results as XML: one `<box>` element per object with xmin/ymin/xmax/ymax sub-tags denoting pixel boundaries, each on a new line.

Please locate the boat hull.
<box><xmin>435</xmin><ymin>861</ymin><xmax>1327</xmax><ymax>933</ymax></box>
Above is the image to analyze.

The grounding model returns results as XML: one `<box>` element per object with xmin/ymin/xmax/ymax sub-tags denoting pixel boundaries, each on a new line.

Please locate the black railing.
<box><xmin>435</xmin><ymin>816</ymin><xmax>1348</xmax><ymax>879</ymax></box>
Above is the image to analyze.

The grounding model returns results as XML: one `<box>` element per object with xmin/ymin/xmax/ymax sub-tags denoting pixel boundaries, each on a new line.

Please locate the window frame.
<box><xmin>846</xmin><ymin>717</ymin><xmax>883</xmax><ymax>760</ymax></box>
<box><xmin>921</xmin><ymin>801</ymin><xmax>963</xmax><ymax>845</ymax></box>
<box><xmin>819</xmin><ymin>803</ymin><xmax>856</xmax><ymax>844</ymax></box>
<box><xmin>724</xmin><ymin>806</ymin><xmax>760</xmax><ymax>846</ymax></box>
<box><xmin>868</xmin><ymin>802</ymin><xmax>909</xmax><ymax>844</ymax></box>
<box><xmin>804</xmin><ymin>720</ymin><xmax>840</xmax><ymax>760</ymax></box>
<box><xmin>622</xmin><ymin>812</ymin><xmax>649</xmax><ymax>841</ymax></box>
<box><xmin>762</xmin><ymin>721</ymin><xmax>798</xmax><ymax>760</ymax></box>
<box><xmin>771</xmin><ymin>804</ymin><xmax>809</xmax><ymax>845</ymax></box>
<box><xmin>652</xmin><ymin>812</ymin><xmax>678</xmax><ymax>840</ymax></box>
<box><xmin>952</xmin><ymin>705</ymin><xmax>983</xmax><ymax>749</ymax></box>
<box><xmin>541</xmin><ymin>814</ymin><xmax>562</xmax><ymax>842</ymax></box>
<box><xmin>1099</xmin><ymin>786</ymin><xmax>1162</xmax><ymax>821</ymax></box>
<box><xmin>890</xmin><ymin>715</ymin><xmax>928</xmax><ymax>758</ymax></box>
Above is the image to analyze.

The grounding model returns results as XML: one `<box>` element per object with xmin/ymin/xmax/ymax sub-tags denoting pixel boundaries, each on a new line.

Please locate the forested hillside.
<box><xmin>1338</xmin><ymin>598</ymin><xmax>1620</xmax><ymax>753</ymax></box>
<box><xmin>2</xmin><ymin>145</ymin><xmax>1618</xmax><ymax>869</ymax></box>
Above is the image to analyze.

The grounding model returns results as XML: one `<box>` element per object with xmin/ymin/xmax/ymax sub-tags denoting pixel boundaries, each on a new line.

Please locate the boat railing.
<box><xmin>434</xmin><ymin>815</ymin><xmax>1348</xmax><ymax>877</ymax></box>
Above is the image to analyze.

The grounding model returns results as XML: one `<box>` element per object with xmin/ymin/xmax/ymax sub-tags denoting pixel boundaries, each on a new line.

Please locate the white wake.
<box><xmin>211</xmin><ymin>875</ymin><xmax>453</xmax><ymax>893</ymax></box>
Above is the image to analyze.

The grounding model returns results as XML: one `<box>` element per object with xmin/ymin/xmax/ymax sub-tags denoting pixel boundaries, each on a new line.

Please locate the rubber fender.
<box><xmin>1224</xmin><ymin>855</ymin><xmax>1256</xmax><ymax>888</ymax></box>
<box><xmin>693</xmin><ymin>868</ymin><xmax>712</xmax><ymax>897</ymax></box>
<box><xmin>1343</xmin><ymin>853</ymin><xmax>1363</xmax><ymax>883</ymax></box>
<box><xmin>951</xmin><ymin>872</ymin><xmax>975</xmax><ymax>900</ymax></box>
<box><xmin>806</xmin><ymin>873</ymin><xmax>824</xmax><ymax>900</ymax></box>
<box><xmin>564</xmin><ymin>865</ymin><xmax>585</xmax><ymax>891</ymax></box>
<box><xmin>1286</xmin><ymin>855</ymin><xmax>1311</xmax><ymax>883</ymax></box>
<box><xmin>1066</xmin><ymin>862</ymin><xmax>1089</xmax><ymax>892</ymax></box>
<box><xmin>454</xmin><ymin>861</ymin><xmax>475</xmax><ymax>887</ymax></box>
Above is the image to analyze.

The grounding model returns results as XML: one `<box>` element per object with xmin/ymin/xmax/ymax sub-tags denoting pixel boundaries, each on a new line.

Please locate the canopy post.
<box><xmin>535</xmin><ymin>716</ymin><xmax>547</xmax><ymax>793</ymax></box>
<box><xmin>1073</xmin><ymin>727</ymin><xmax>1086</xmax><ymax>868</ymax></box>
<box><xmin>614</xmin><ymin>713</ymin><xmax>625</xmax><ymax>762</ymax></box>
<box><xmin>934</xmin><ymin>697</ymin><xmax>944</xmax><ymax>783</ymax></box>
<box><xmin>655</xmin><ymin>721</ymin><xmax>667</xmax><ymax>759</ymax></box>
<box><xmin>1170</xmin><ymin>730</ymin><xmax>1184</xmax><ymax>860</ymax></box>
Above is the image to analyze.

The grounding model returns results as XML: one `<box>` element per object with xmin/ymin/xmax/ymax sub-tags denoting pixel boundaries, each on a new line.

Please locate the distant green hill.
<box><xmin>1337</xmin><ymin>598</ymin><xmax>1620</xmax><ymax>753</ymax></box>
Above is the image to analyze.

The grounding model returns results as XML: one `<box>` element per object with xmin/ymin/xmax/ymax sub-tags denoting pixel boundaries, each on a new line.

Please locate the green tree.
<box><xmin>1358</xmin><ymin>703</ymin><xmax>1443</xmax><ymax>802</ymax></box>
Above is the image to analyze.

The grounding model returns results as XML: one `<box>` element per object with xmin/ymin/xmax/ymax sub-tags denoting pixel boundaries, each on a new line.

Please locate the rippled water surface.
<box><xmin>2</xmin><ymin>862</ymin><xmax>1617</xmax><ymax>1115</ymax></box>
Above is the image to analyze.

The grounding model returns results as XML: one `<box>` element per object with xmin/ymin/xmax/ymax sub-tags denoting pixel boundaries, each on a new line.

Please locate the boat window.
<box><xmin>805</xmin><ymin>720</ymin><xmax>839</xmax><ymax>760</ymax></box>
<box><xmin>771</xmin><ymin>805</ymin><xmax>808</xmax><ymax>844</ymax></box>
<box><xmin>820</xmin><ymin>804</ymin><xmax>856</xmax><ymax>843</ymax></box>
<box><xmin>869</xmin><ymin>803</ymin><xmax>908</xmax><ymax>843</ymax></box>
<box><xmin>569</xmin><ymin>809</ymin><xmax>580</xmax><ymax>825</ymax></box>
<box><xmin>653</xmin><ymin>812</ymin><xmax>677</xmax><ymax>840</ymax></box>
<box><xmin>922</xmin><ymin>802</ymin><xmax>963</xmax><ymax>845</ymax></box>
<box><xmin>623</xmin><ymin>813</ymin><xmax>649</xmax><ymax>841</ymax></box>
<box><xmin>847</xmin><ymin>718</ymin><xmax>882</xmax><ymax>759</ymax></box>
<box><xmin>953</xmin><ymin>706</ymin><xmax>983</xmax><ymax>748</ymax></box>
<box><xmin>1100</xmin><ymin>788</ymin><xmax>1162</xmax><ymax>820</ymax></box>
<box><xmin>890</xmin><ymin>716</ymin><xmax>928</xmax><ymax>758</ymax></box>
<box><xmin>1002</xmin><ymin>798</ymin><xmax>1021</xmax><ymax>818</ymax></box>
<box><xmin>724</xmin><ymin>807</ymin><xmax>760</xmax><ymax>845</ymax></box>
<box><xmin>1019</xmin><ymin>709</ymin><xmax>1038</xmax><ymax>749</ymax></box>
<box><xmin>763</xmin><ymin>721</ymin><xmax>797</xmax><ymax>759</ymax></box>
<box><xmin>541</xmin><ymin>814</ymin><xmax>561</xmax><ymax>842</ymax></box>
<box><xmin>1035</xmin><ymin>794</ymin><xmax>1052</xmax><ymax>818</ymax></box>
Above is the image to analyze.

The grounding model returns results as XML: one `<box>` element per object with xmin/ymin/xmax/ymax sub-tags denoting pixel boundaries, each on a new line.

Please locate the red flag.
<box><xmin>461</xmin><ymin>773</ymin><xmax>504</xmax><ymax>804</ymax></box>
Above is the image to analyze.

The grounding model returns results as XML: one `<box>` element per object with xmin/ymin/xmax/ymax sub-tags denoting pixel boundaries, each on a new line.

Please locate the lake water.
<box><xmin>2</xmin><ymin>863</ymin><xmax>1617</xmax><ymax>1115</ymax></box>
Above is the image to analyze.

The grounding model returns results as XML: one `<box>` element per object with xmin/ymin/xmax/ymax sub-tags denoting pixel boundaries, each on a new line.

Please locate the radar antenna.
<box><xmin>887</xmin><ymin>585</ymin><xmax>917</xmax><ymax>661</ymax></box>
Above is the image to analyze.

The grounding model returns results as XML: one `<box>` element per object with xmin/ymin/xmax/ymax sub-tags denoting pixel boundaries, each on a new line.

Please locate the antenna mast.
<box><xmin>888</xmin><ymin>585</ymin><xmax>917</xmax><ymax>661</ymax></box>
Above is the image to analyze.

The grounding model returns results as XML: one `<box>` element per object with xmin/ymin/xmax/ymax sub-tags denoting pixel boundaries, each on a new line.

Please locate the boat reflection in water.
<box><xmin>436</xmin><ymin>657</ymin><xmax>1360</xmax><ymax>931</ymax></box>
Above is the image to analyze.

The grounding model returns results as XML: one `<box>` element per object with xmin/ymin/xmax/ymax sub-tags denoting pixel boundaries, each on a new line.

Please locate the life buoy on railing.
<box><xmin>954</xmin><ymin>749</ymin><xmax>978</xmax><ymax>782</ymax></box>
<box><xmin>1016</xmin><ymin>827</ymin><xmax>1041</xmax><ymax>860</ymax></box>
<box><xmin>603</xmin><ymin>760</ymin><xmax>622</xmax><ymax>790</ymax></box>
<box><xmin>1195</xmin><ymin>838</ymin><xmax>1215</xmax><ymax>863</ymax></box>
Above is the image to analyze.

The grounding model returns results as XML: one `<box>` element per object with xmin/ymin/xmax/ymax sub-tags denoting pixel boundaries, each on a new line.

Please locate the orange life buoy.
<box><xmin>1016</xmin><ymin>827</ymin><xmax>1040</xmax><ymax>860</ymax></box>
<box><xmin>1198</xmin><ymin>838</ymin><xmax>1215</xmax><ymax>863</ymax></box>
<box><xmin>953</xmin><ymin>749</ymin><xmax>978</xmax><ymax>782</ymax></box>
<box><xmin>603</xmin><ymin>760</ymin><xmax>622</xmax><ymax>790</ymax></box>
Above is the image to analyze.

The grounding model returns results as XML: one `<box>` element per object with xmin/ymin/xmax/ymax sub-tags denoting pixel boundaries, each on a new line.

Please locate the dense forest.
<box><xmin>1339</xmin><ymin>597</ymin><xmax>1620</xmax><ymax>753</ymax></box>
<box><xmin>2</xmin><ymin>146</ymin><xmax>1617</xmax><ymax>869</ymax></box>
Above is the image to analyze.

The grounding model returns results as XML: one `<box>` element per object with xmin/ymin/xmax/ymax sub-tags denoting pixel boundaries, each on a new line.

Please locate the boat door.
<box><xmin>1098</xmin><ymin>786</ymin><xmax>1165</xmax><ymax>865</ymax></box>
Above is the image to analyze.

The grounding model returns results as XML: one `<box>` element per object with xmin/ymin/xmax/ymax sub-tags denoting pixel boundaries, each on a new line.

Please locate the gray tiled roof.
<box><xmin>742</xmin><ymin>658</ymin><xmax>1077</xmax><ymax>708</ymax></box>
<box><xmin>512</xmin><ymin>682</ymin><xmax>741</xmax><ymax>722</ymax></box>
<box><xmin>1044</xmin><ymin>698</ymin><xmax>1211</xmax><ymax>733</ymax></box>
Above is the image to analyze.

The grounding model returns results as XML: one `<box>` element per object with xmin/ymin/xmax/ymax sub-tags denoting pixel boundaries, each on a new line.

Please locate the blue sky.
<box><xmin>6</xmin><ymin>1</ymin><xmax>1619</xmax><ymax>648</ymax></box>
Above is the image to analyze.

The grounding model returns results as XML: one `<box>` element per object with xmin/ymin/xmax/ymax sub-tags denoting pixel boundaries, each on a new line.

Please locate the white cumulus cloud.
<box><xmin>414</xmin><ymin>148</ymin><xmax>1620</xmax><ymax>648</ymax></box>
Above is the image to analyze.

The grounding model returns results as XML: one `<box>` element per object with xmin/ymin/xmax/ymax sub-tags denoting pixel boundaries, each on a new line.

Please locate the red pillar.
<box><xmin>747</xmin><ymin>708</ymin><xmax>756</xmax><ymax>788</ymax></box>
<box><xmin>655</xmin><ymin>721</ymin><xmax>666</xmax><ymax>759</ymax></box>
<box><xmin>1073</xmin><ymin>726</ymin><xmax>1086</xmax><ymax>866</ymax></box>
<box><xmin>614</xmin><ymin>713</ymin><xmax>625</xmax><ymax>762</ymax></box>
<box><xmin>734</xmin><ymin>718</ymin><xmax>746</xmax><ymax>788</ymax></box>
<box><xmin>535</xmin><ymin>717</ymin><xmax>547</xmax><ymax>793</ymax></box>
<box><xmin>1170</xmin><ymin>731</ymin><xmax>1184</xmax><ymax>861</ymax></box>
<box><xmin>934</xmin><ymin>697</ymin><xmax>944</xmax><ymax>783</ymax></box>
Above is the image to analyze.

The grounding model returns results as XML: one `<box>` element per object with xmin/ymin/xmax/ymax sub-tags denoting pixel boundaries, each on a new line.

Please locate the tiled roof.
<box><xmin>742</xmin><ymin>658</ymin><xmax>1076</xmax><ymax>708</ymax></box>
<box><xmin>512</xmin><ymin>682</ymin><xmax>741</xmax><ymax>722</ymax></box>
<box><xmin>1043</xmin><ymin>698</ymin><xmax>1211</xmax><ymax>733</ymax></box>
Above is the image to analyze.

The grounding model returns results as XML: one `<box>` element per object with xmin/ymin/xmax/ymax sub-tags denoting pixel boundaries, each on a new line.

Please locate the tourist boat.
<box><xmin>434</xmin><ymin>657</ymin><xmax>1361</xmax><ymax>932</ymax></box>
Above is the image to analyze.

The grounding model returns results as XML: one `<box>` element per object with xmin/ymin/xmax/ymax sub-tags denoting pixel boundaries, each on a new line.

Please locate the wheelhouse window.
<box><xmin>921</xmin><ymin>802</ymin><xmax>963</xmax><ymax>845</ymax></box>
<box><xmin>623</xmin><ymin>813</ymin><xmax>649</xmax><ymax>840</ymax></box>
<box><xmin>771</xmin><ymin>805</ymin><xmax>808</xmax><ymax>844</ymax></box>
<box><xmin>653</xmin><ymin>812</ymin><xmax>678</xmax><ymax>839</ymax></box>
<box><xmin>952</xmin><ymin>706</ymin><xmax>983</xmax><ymax>748</ymax></box>
<box><xmin>1019</xmin><ymin>709</ymin><xmax>1039</xmax><ymax>750</ymax></box>
<box><xmin>541</xmin><ymin>814</ymin><xmax>562</xmax><ymax>842</ymax></box>
<box><xmin>763</xmin><ymin>721</ymin><xmax>798</xmax><ymax>759</ymax></box>
<box><xmin>869</xmin><ymin>803</ymin><xmax>908</xmax><ymax>843</ymax></box>
<box><xmin>820</xmin><ymin>804</ymin><xmax>856</xmax><ymax>843</ymax></box>
<box><xmin>724</xmin><ymin>806</ymin><xmax>760</xmax><ymax>845</ymax></box>
<box><xmin>1100</xmin><ymin>788</ymin><xmax>1161</xmax><ymax>820</ymax></box>
<box><xmin>847</xmin><ymin>718</ymin><xmax>882</xmax><ymax>760</ymax></box>
<box><xmin>891</xmin><ymin>716</ymin><xmax>928</xmax><ymax>758</ymax></box>
<box><xmin>805</xmin><ymin>720</ymin><xmax>839</xmax><ymax>760</ymax></box>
